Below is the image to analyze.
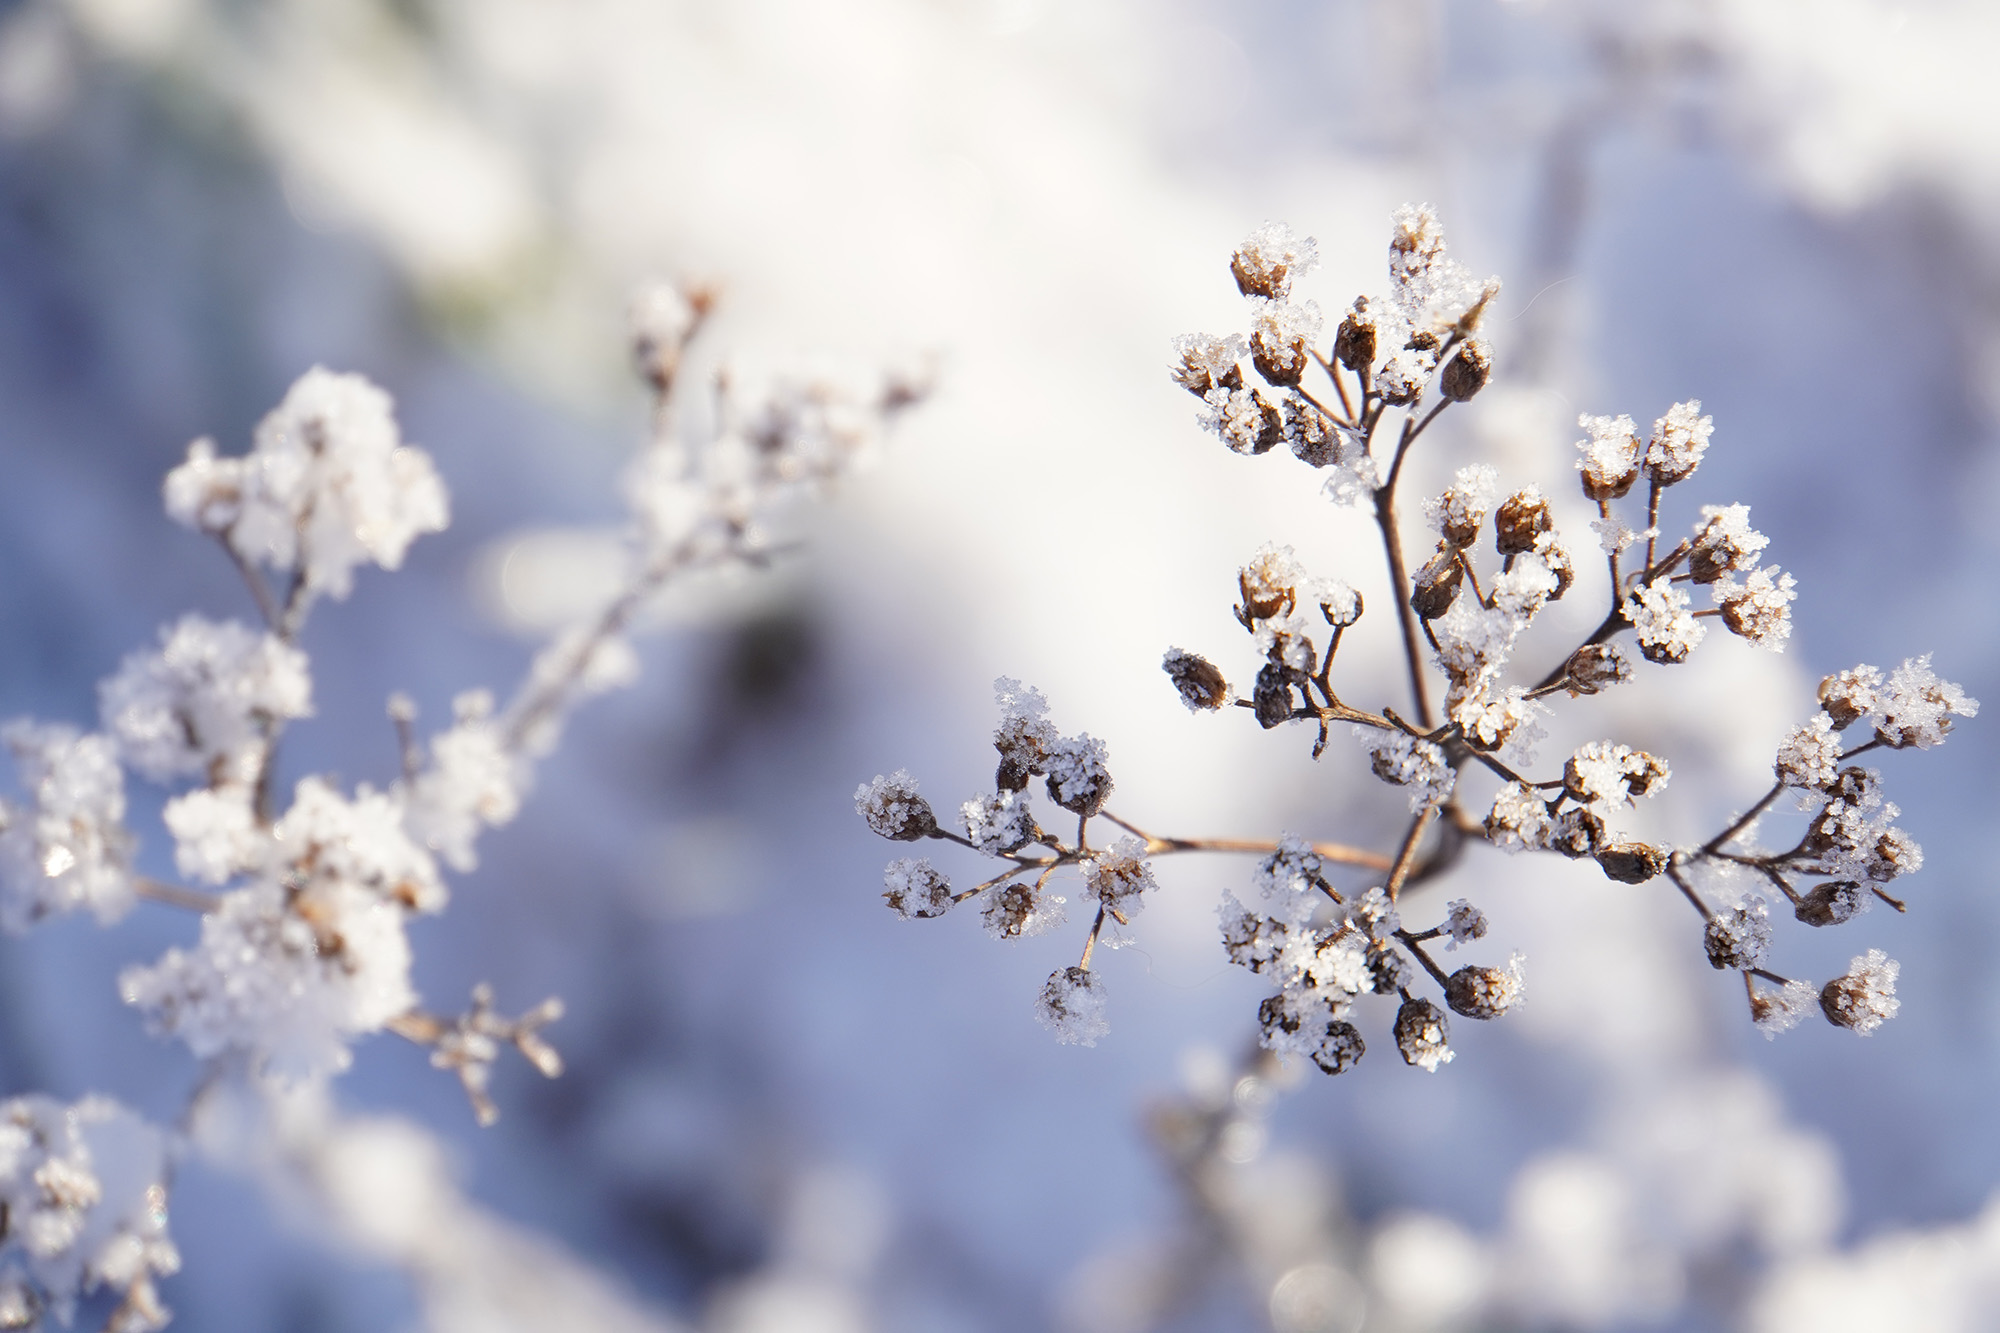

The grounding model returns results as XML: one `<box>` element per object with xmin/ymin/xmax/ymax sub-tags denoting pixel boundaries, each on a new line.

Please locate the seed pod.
<box><xmin>1818</xmin><ymin>668</ymin><xmax>1881</xmax><ymax>731</ymax></box>
<box><xmin>1440</xmin><ymin>339</ymin><xmax>1492</xmax><ymax>402</ymax></box>
<box><xmin>1703</xmin><ymin>903</ymin><xmax>1770</xmax><ymax>969</ymax></box>
<box><xmin>1596</xmin><ymin>841</ymin><xmax>1667</xmax><ymax>884</ymax></box>
<box><xmin>1445</xmin><ymin>964</ymin><xmax>1523</xmax><ymax>1019</ymax></box>
<box><xmin>1494</xmin><ymin>489</ymin><xmax>1552</xmax><ymax>555</ymax></box>
<box><xmin>1394</xmin><ymin>997</ymin><xmax>1453</xmax><ymax>1071</ymax></box>
<box><xmin>1312</xmin><ymin>1021</ymin><xmax>1366</xmax><ymax>1076</ymax></box>
<box><xmin>1830</xmin><ymin>766</ymin><xmax>1879</xmax><ymax>805</ymax></box>
<box><xmin>1796</xmin><ymin>881</ymin><xmax>1867</xmax><ymax>927</ymax></box>
<box><xmin>1335</xmin><ymin>298</ymin><xmax>1378</xmax><ymax>371</ymax></box>
<box><xmin>1548</xmin><ymin>807</ymin><xmax>1604</xmax><ymax>859</ymax></box>
<box><xmin>1253</xmin><ymin>663</ymin><xmax>1294</xmax><ymax>730</ymax></box>
<box><xmin>1367</xmin><ymin>944</ymin><xmax>1413</xmax><ymax>996</ymax></box>
<box><xmin>1565</xmin><ymin>643</ymin><xmax>1632</xmax><ymax>694</ymax></box>
<box><xmin>1406</xmin><ymin>329</ymin><xmax>1442</xmax><ymax>353</ymax></box>
<box><xmin>1410</xmin><ymin>546</ymin><xmax>1463</xmax><ymax>620</ymax></box>
<box><xmin>1162</xmin><ymin>649</ymin><xmax>1229</xmax><ymax>712</ymax></box>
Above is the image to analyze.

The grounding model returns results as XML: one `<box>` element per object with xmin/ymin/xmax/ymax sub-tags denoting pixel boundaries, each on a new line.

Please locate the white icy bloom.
<box><xmin>1490</xmin><ymin>554</ymin><xmax>1559</xmax><ymax>621</ymax></box>
<box><xmin>1082</xmin><ymin>837</ymin><xmax>1154</xmax><ymax>920</ymax></box>
<box><xmin>163</xmin><ymin>369</ymin><xmax>448</xmax><ymax>602</ymax></box>
<box><xmin>1431</xmin><ymin>595</ymin><xmax>1524</xmax><ymax>708</ymax></box>
<box><xmin>1486</xmin><ymin>782</ymin><xmax>1555</xmax><ymax>854</ymax></box>
<box><xmin>1043</xmin><ymin>733</ymin><xmax>1112</xmax><ymax>813</ymax></box>
<box><xmin>854</xmin><ymin>770</ymin><xmax>934</xmax><ymax>841</ymax></box>
<box><xmin>1715</xmin><ymin>566</ymin><xmax>1797</xmax><ymax>651</ymax></box>
<box><xmin>1361</xmin><ymin>730</ymin><xmax>1457</xmax><ymax>811</ymax></box>
<box><xmin>961</xmin><ymin>789</ymin><xmax>1035</xmax><ymax>854</ymax></box>
<box><xmin>1752</xmin><ymin>979</ymin><xmax>1820</xmax><ymax>1039</ymax></box>
<box><xmin>1218</xmin><ymin>890</ymin><xmax>1290</xmax><ymax>973</ymax></box>
<box><xmin>1625</xmin><ymin>578</ymin><xmax>1705</xmax><ymax>664</ymax></box>
<box><xmin>1248</xmin><ymin>297</ymin><xmax>1323</xmax><ymax>382</ymax></box>
<box><xmin>1035</xmin><ymin>967</ymin><xmax>1108</xmax><ymax>1047</ymax></box>
<box><xmin>1232</xmin><ymin>221</ymin><xmax>1319</xmax><ymax>300</ymax></box>
<box><xmin>1775</xmin><ymin>715</ymin><xmax>1841</xmax><ymax>790</ymax></box>
<box><xmin>993</xmin><ymin>676</ymin><xmax>1059</xmax><ymax>778</ymax></box>
<box><xmin>1688</xmin><ymin>503</ymin><xmax>1768</xmax><ymax>583</ymax></box>
<box><xmin>1575</xmin><ymin>413</ymin><xmax>1641</xmax><ymax>496</ymax></box>
<box><xmin>1821</xmin><ymin>949</ymin><xmax>1900</xmax><ymax>1035</ymax></box>
<box><xmin>161</xmin><ymin>784</ymin><xmax>260</xmax><ymax>886</ymax></box>
<box><xmin>1427</xmin><ymin>464</ymin><xmax>1499</xmax><ymax>544</ymax></box>
<box><xmin>1352</xmin><ymin>886</ymin><xmax>1400</xmax><ymax>942</ymax></box>
<box><xmin>1321</xmin><ymin>436</ymin><xmax>1382</xmax><ymax>506</ymax></box>
<box><xmin>1238</xmin><ymin>543</ymin><xmax>1308</xmax><ymax>619</ymax></box>
<box><xmin>1170</xmin><ymin>332</ymin><xmax>1246</xmax><ymax>396</ymax></box>
<box><xmin>881</xmin><ymin>857</ymin><xmax>952</xmax><ymax>920</ymax></box>
<box><xmin>402</xmin><ymin>691</ymin><xmax>524</xmax><ymax>873</ymax></box>
<box><xmin>1588</xmin><ymin>512</ymin><xmax>1651</xmax><ymax>558</ymax></box>
<box><xmin>98</xmin><ymin>615</ymin><xmax>311</xmax><ymax>783</ymax></box>
<box><xmin>1453</xmin><ymin>687</ymin><xmax>1544</xmax><ymax>761</ymax></box>
<box><xmin>1386</xmin><ymin>203</ymin><xmax>1496</xmax><ymax>330</ymax></box>
<box><xmin>274</xmin><ymin>777</ymin><xmax>447</xmax><ymax>914</ymax></box>
<box><xmin>1443</xmin><ymin>899</ymin><xmax>1488</xmax><ymax>950</ymax></box>
<box><xmin>0</xmin><ymin>722</ymin><xmax>133</xmax><ymax>932</ymax></box>
<box><xmin>1200</xmin><ymin>384</ymin><xmax>1278</xmax><ymax>456</ymax></box>
<box><xmin>621</xmin><ymin>448</ymin><xmax>710</xmax><ymax>554</ymax></box>
<box><xmin>1252</xmin><ymin>834</ymin><xmax>1326</xmax><ymax>925</ymax></box>
<box><xmin>121</xmin><ymin>879</ymin><xmax>416</xmax><ymax>1079</ymax></box>
<box><xmin>1565</xmin><ymin>741</ymin><xmax>1671</xmax><ymax>808</ymax></box>
<box><xmin>1374</xmin><ymin>347</ymin><xmax>1435</xmax><ymax>404</ymax></box>
<box><xmin>0</xmin><ymin>1094</ymin><xmax>178</xmax><ymax>1329</ymax></box>
<box><xmin>981</xmin><ymin>878</ymin><xmax>1065</xmax><ymax>941</ymax></box>
<box><xmin>1645</xmin><ymin>399</ymin><xmax>1713</xmax><ymax>483</ymax></box>
<box><xmin>1704</xmin><ymin>898</ymin><xmax>1772</xmax><ymax>970</ymax></box>
<box><xmin>1871</xmin><ymin>654</ymin><xmax>1979</xmax><ymax>749</ymax></box>
<box><xmin>1314</xmin><ymin>577</ymin><xmax>1363</xmax><ymax>628</ymax></box>
<box><xmin>1277</xmin><ymin>925</ymin><xmax>1371</xmax><ymax>996</ymax></box>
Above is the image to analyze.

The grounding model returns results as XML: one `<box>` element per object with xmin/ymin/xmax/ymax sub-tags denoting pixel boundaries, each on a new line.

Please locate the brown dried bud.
<box><xmin>1548</xmin><ymin>807</ymin><xmax>1604</xmax><ymax>859</ymax></box>
<box><xmin>995</xmin><ymin>754</ymin><xmax>1033</xmax><ymax>792</ymax></box>
<box><xmin>1830</xmin><ymin>767</ymin><xmax>1879</xmax><ymax>805</ymax></box>
<box><xmin>1253</xmin><ymin>663</ymin><xmax>1294</xmax><ymax>730</ymax></box>
<box><xmin>1818</xmin><ymin>668</ymin><xmax>1881</xmax><ymax>731</ymax></box>
<box><xmin>1162</xmin><ymin>649</ymin><xmax>1229</xmax><ymax>712</ymax></box>
<box><xmin>1596</xmin><ymin>841</ymin><xmax>1668</xmax><ymax>884</ymax></box>
<box><xmin>1865</xmin><ymin>827</ymin><xmax>1921</xmax><ymax>882</ymax></box>
<box><xmin>1406</xmin><ymin>329</ymin><xmax>1442</xmax><ymax>353</ymax></box>
<box><xmin>1564</xmin><ymin>643</ymin><xmax>1632</xmax><ymax>695</ymax></box>
<box><xmin>1335</xmin><ymin>299</ymin><xmax>1378</xmax><ymax>371</ymax></box>
<box><xmin>1044</xmin><ymin>736</ymin><xmax>1113</xmax><ymax>818</ymax></box>
<box><xmin>1796</xmin><ymin>881</ymin><xmax>1867</xmax><ymax>927</ymax></box>
<box><xmin>1493</xmin><ymin>489</ymin><xmax>1552</xmax><ymax>555</ymax></box>
<box><xmin>1251</xmin><ymin>331</ymin><xmax>1307</xmax><ymax>388</ymax></box>
<box><xmin>1394</xmin><ymin>997</ymin><xmax>1452</xmax><ymax>1071</ymax></box>
<box><xmin>1703</xmin><ymin>903</ymin><xmax>1770</xmax><ymax>969</ymax></box>
<box><xmin>1367</xmin><ymin>944</ymin><xmax>1413</xmax><ymax>996</ymax></box>
<box><xmin>1313</xmin><ymin>1021</ymin><xmax>1366</xmax><ymax>1075</ymax></box>
<box><xmin>1445</xmin><ymin>962</ymin><xmax>1523</xmax><ymax>1020</ymax></box>
<box><xmin>1410</xmin><ymin>546</ymin><xmax>1464</xmax><ymax>620</ymax></box>
<box><xmin>1440</xmin><ymin>339</ymin><xmax>1492</xmax><ymax>402</ymax></box>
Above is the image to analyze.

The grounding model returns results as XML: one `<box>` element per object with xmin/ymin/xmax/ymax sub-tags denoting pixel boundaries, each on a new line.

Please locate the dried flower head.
<box><xmin>1444</xmin><ymin>955</ymin><xmax>1526</xmax><ymax>1019</ymax></box>
<box><xmin>1231</xmin><ymin>221</ymin><xmax>1319</xmax><ymax>301</ymax></box>
<box><xmin>1820</xmin><ymin>949</ymin><xmax>1900</xmax><ymax>1034</ymax></box>
<box><xmin>1394</xmin><ymin>997</ymin><xmax>1453</xmax><ymax>1072</ymax></box>
<box><xmin>1704</xmin><ymin>898</ymin><xmax>1772</xmax><ymax>970</ymax></box>
<box><xmin>1036</xmin><ymin>966</ymin><xmax>1109</xmax><ymax>1046</ymax></box>
<box><xmin>854</xmin><ymin>770</ymin><xmax>937</xmax><ymax>841</ymax></box>
<box><xmin>1162</xmin><ymin>648</ymin><xmax>1229</xmax><ymax>712</ymax></box>
<box><xmin>1644</xmin><ymin>399</ymin><xmax>1713</xmax><ymax>485</ymax></box>
<box><xmin>882</xmin><ymin>858</ymin><xmax>954</xmax><ymax>919</ymax></box>
<box><xmin>1575</xmin><ymin>413</ymin><xmax>1642</xmax><ymax>501</ymax></box>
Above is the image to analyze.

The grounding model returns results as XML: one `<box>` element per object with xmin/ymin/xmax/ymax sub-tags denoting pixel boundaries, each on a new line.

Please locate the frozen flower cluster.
<box><xmin>864</xmin><ymin>206</ymin><xmax>1974</xmax><ymax>1080</ymax></box>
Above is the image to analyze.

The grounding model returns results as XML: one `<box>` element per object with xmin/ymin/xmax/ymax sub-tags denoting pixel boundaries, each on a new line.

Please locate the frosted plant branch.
<box><xmin>860</xmin><ymin>207</ymin><xmax>1973</xmax><ymax>1071</ymax></box>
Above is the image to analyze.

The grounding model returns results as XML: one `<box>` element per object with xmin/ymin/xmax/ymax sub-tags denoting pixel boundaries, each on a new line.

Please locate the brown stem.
<box><xmin>1703</xmin><ymin>783</ymin><xmax>1784</xmax><ymax>854</ymax></box>
<box><xmin>1098</xmin><ymin>811</ymin><xmax>1394</xmax><ymax>872</ymax></box>
<box><xmin>1384</xmin><ymin>806</ymin><xmax>1436</xmax><ymax>903</ymax></box>
<box><xmin>135</xmin><ymin>877</ymin><xmax>218</xmax><ymax>913</ymax></box>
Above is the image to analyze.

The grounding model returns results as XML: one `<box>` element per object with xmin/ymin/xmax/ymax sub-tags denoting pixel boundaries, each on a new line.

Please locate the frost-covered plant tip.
<box><xmin>859</xmin><ymin>207</ymin><xmax>1971</xmax><ymax>1072</ymax></box>
<box><xmin>0</xmin><ymin>285</ymin><xmax>925</xmax><ymax>1329</ymax></box>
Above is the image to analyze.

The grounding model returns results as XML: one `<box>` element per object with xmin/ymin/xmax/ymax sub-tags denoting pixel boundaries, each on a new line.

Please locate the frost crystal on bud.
<box><xmin>962</xmin><ymin>790</ymin><xmax>1035</xmax><ymax>855</ymax></box>
<box><xmin>1334</xmin><ymin>296</ymin><xmax>1379</xmax><ymax>371</ymax></box>
<box><xmin>1231</xmin><ymin>221</ymin><xmax>1318</xmax><ymax>301</ymax></box>
<box><xmin>1428</xmin><ymin>464</ymin><xmax>1499</xmax><ymax>548</ymax></box>
<box><xmin>1625</xmin><ymin>578</ymin><xmax>1704</xmax><ymax>664</ymax></box>
<box><xmin>1352</xmin><ymin>887</ymin><xmax>1400</xmax><ymax>942</ymax></box>
<box><xmin>1445</xmin><ymin>955</ymin><xmax>1525</xmax><ymax>1019</ymax></box>
<box><xmin>98</xmin><ymin>616</ymin><xmax>312</xmax><ymax>783</ymax></box>
<box><xmin>982</xmin><ymin>880</ymin><xmax>1064</xmax><ymax>941</ymax></box>
<box><xmin>1687</xmin><ymin>504</ymin><xmax>1768</xmax><ymax>584</ymax></box>
<box><xmin>1083</xmin><ymin>838</ymin><xmax>1154</xmax><ymax>920</ymax></box>
<box><xmin>1820</xmin><ymin>949</ymin><xmax>1900</xmax><ymax>1034</ymax></box>
<box><xmin>0</xmin><ymin>1095</ymin><xmax>179</xmax><ymax>1330</ymax></box>
<box><xmin>1394</xmin><ymin>997</ymin><xmax>1453</xmax><ymax>1072</ymax></box>
<box><xmin>1564</xmin><ymin>642</ymin><xmax>1632</xmax><ymax>694</ymax></box>
<box><xmin>1494</xmin><ymin>486</ymin><xmax>1552</xmax><ymax>555</ymax></box>
<box><xmin>1443</xmin><ymin>899</ymin><xmax>1487</xmax><ymax>950</ymax></box>
<box><xmin>1872</xmin><ymin>655</ymin><xmax>1979</xmax><ymax>749</ymax></box>
<box><xmin>1035</xmin><ymin>967</ymin><xmax>1108</xmax><ymax>1046</ymax></box>
<box><xmin>1574</xmin><ymin>413</ymin><xmax>1641</xmax><ymax>500</ymax></box>
<box><xmin>854</xmin><ymin>770</ymin><xmax>937</xmax><ymax>841</ymax></box>
<box><xmin>993</xmin><ymin>677</ymin><xmax>1058</xmax><ymax>790</ymax></box>
<box><xmin>1440</xmin><ymin>339</ymin><xmax>1492</xmax><ymax>402</ymax></box>
<box><xmin>1220</xmin><ymin>891</ymin><xmax>1290</xmax><ymax>972</ymax></box>
<box><xmin>1485</xmin><ymin>782</ymin><xmax>1554</xmax><ymax>853</ymax></box>
<box><xmin>1644</xmin><ymin>400</ymin><xmax>1712</xmax><ymax>484</ymax></box>
<box><xmin>1796</xmin><ymin>881</ymin><xmax>1869</xmax><ymax>927</ymax></box>
<box><xmin>1170</xmin><ymin>333</ymin><xmax>1246</xmax><ymax>397</ymax></box>
<box><xmin>163</xmin><ymin>368</ymin><xmax>448</xmax><ymax>602</ymax></box>
<box><xmin>1252</xmin><ymin>835</ymin><xmax>1325</xmax><ymax>925</ymax></box>
<box><xmin>882</xmin><ymin>858</ymin><xmax>953</xmax><ymax>919</ymax></box>
<box><xmin>1564</xmin><ymin>741</ymin><xmax>1670</xmax><ymax>807</ymax></box>
<box><xmin>1249</xmin><ymin>299</ymin><xmax>1323</xmax><ymax>387</ymax></box>
<box><xmin>1775</xmin><ymin>715</ymin><xmax>1841</xmax><ymax>790</ymax></box>
<box><xmin>1316</xmin><ymin>578</ymin><xmax>1363</xmax><ymax>628</ymax></box>
<box><xmin>1361</xmin><ymin>732</ymin><xmax>1456</xmax><ymax>811</ymax></box>
<box><xmin>1716</xmin><ymin>566</ymin><xmax>1797</xmax><ymax>651</ymax></box>
<box><xmin>1704</xmin><ymin>898</ymin><xmax>1772</xmax><ymax>969</ymax></box>
<box><xmin>1375</xmin><ymin>347</ymin><xmax>1434</xmax><ymax>407</ymax></box>
<box><xmin>1202</xmin><ymin>385</ymin><xmax>1286</xmax><ymax>456</ymax></box>
<box><xmin>1865</xmin><ymin>827</ymin><xmax>1922</xmax><ymax>882</ymax></box>
<box><xmin>1044</xmin><ymin>733</ymin><xmax>1113</xmax><ymax>816</ymax></box>
<box><xmin>0</xmin><ymin>723</ymin><xmax>134</xmax><ymax>932</ymax></box>
<box><xmin>1819</xmin><ymin>665</ymin><xmax>1883</xmax><ymax>730</ymax></box>
<box><xmin>1549</xmin><ymin>807</ymin><xmax>1605</xmax><ymax>859</ymax></box>
<box><xmin>1238</xmin><ymin>543</ymin><xmax>1306</xmax><ymax>621</ymax></box>
<box><xmin>1162</xmin><ymin>648</ymin><xmax>1229</xmax><ymax>712</ymax></box>
<box><xmin>1751</xmin><ymin>979</ymin><xmax>1819</xmax><ymax>1039</ymax></box>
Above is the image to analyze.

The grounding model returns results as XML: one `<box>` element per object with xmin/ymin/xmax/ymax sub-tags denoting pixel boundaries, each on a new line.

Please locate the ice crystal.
<box><xmin>1775</xmin><ymin>715</ymin><xmax>1841</xmax><ymax>790</ymax></box>
<box><xmin>0</xmin><ymin>722</ymin><xmax>134</xmax><ymax>932</ymax></box>
<box><xmin>1625</xmin><ymin>578</ymin><xmax>1704</xmax><ymax>664</ymax></box>
<box><xmin>1035</xmin><ymin>966</ymin><xmax>1108</xmax><ymax>1046</ymax></box>
<box><xmin>1871</xmin><ymin>655</ymin><xmax>1979</xmax><ymax>749</ymax></box>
